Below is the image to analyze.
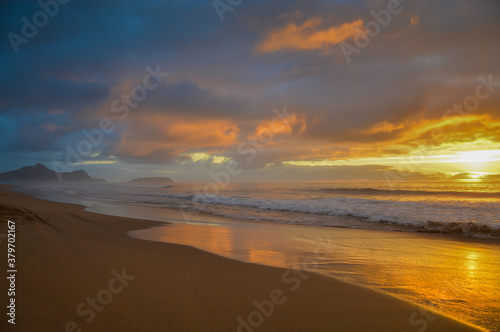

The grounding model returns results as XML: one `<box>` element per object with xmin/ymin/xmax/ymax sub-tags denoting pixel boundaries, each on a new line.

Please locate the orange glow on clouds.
<box><xmin>251</xmin><ymin>113</ymin><xmax>303</xmax><ymax>140</ymax></box>
<box><xmin>255</xmin><ymin>18</ymin><xmax>364</xmax><ymax>53</ymax></box>
<box><xmin>280</xmin><ymin>114</ymin><xmax>500</xmax><ymax>178</ymax></box>
<box><xmin>112</xmin><ymin>107</ymin><xmax>500</xmax><ymax>179</ymax></box>
<box><xmin>117</xmin><ymin>114</ymin><xmax>239</xmax><ymax>157</ymax></box>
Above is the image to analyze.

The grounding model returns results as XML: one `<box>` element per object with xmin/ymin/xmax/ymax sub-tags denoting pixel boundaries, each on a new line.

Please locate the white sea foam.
<box><xmin>191</xmin><ymin>195</ymin><xmax>500</xmax><ymax>237</ymax></box>
<box><xmin>14</xmin><ymin>182</ymin><xmax>500</xmax><ymax>238</ymax></box>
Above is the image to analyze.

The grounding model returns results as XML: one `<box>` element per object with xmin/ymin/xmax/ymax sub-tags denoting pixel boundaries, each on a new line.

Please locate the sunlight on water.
<box><xmin>13</xmin><ymin>182</ymin><xmax>500</xmax><ymax>331</ymax></box>
<box><xmin>130</xmin><ymin>215</ymin><xmax>500</xmax><ymax>331</ymax></box>
<box><xmin>14</xmin><ymin>181</ymin><xmax>500</xmax><ymax>238</ymax></box>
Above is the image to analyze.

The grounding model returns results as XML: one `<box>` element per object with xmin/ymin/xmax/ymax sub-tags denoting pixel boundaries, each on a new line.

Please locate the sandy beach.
<box><xmin>0</xmin><ymin>185</ymin><xmax>486</xmax><ymax>332</ymax></box>
<box><xmin>3</xmin><ymin>0</ymin><xmax>500</xmax><ymax>330</ymax></box>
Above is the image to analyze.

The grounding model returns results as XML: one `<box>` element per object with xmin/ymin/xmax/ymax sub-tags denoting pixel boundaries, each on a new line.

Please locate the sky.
<box><xmin>1</xmin><ymin>0</ymin><xmax>500</xmax><ymax>183</ymax></box>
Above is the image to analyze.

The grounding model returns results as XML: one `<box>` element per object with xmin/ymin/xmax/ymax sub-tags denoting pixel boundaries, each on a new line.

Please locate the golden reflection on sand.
<box><xmin>130</xmin><ymin>218</ymin><xmax>500</xmax><ymax>330</ymax></box>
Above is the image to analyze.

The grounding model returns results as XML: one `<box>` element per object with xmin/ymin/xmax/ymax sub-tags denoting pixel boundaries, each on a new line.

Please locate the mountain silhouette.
<box><xmin>0</xmin><ymin>163</ymin><xmax>105</xmax><ymax>183</ymax></box>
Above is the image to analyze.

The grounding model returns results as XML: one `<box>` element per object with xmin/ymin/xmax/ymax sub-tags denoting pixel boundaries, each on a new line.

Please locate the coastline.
<box><xmin>0</xmin><ymin>185</ymin><xmax>486</xmax><ymax>331</ymax></box>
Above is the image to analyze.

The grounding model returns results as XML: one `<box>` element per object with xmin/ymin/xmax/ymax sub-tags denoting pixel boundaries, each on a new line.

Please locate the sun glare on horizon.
<box><xmin>457</xmin><ymin>150</ymin><xmax>500</xmax><ymax>163</ymax></box>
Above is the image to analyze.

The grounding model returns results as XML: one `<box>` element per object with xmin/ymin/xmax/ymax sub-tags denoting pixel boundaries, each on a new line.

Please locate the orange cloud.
<box><xmin>349</xmin><ymin>115</ymin><xmax>500</xmax><ymax>160</ymax></box>
<box><xmin>255</xmin><ymin>18</ymin><xmax>364</xmax><ymax>54</ymax></box>
<box><xmin>410</xmin><ymin>15</ymin><xmax>419</xmax><ymax>26</ymax></box>
<box><xmin>116</xmin><ymin>114</ymin><xmax>239</xmax><ymax>158</ymax></box>
<box><xmin>363</xmin><ymin>121</ymin><xmax>405</xmax><ymax>134</ymax></box>
<box><xmin>251</xmin><ymin>113</ymin><xmax>304</xmax><ymax>140</ymax></box>
<box><xmin>271</xmin><ymin>114</ymin><xmax>500</xmax><ymax>164</ymax></box>
<box><xmin>397</xmin><ymin>114</ymin><xmax>500</xmax><ymax>147</ymax></box>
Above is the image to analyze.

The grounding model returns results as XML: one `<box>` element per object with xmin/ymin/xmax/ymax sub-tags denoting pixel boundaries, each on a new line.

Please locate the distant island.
<box><xmin>0</xmin><ymin>163</ymin><xmax>105</xmax><ymax>183</ymax></box>
<box><xmin>128</xmin><ymin>177</ymin><xmax>173</xmax><ymax>185</ymax></box>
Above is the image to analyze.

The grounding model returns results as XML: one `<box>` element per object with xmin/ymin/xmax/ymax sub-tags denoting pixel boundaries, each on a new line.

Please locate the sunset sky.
<box><xmin>1</xmin><ymin>0</ymin><xmax>499</xmax><ymax>182</ymax></box>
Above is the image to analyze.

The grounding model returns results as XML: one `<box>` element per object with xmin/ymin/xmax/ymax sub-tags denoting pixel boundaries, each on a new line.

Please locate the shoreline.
<box><xmin>0</xmin><ymin>185</ymin><xmax>486</xmax><ymax>331</ymax></box>
<box><xmin>12</xmin><ymin>182</ymin><xmax>500</xmax><ymax>242</ymax></box>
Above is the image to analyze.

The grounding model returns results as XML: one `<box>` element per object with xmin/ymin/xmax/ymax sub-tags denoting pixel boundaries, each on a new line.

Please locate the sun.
<box><xmin>468</xmin><ymin>172</ymin><xmax>484</xmax><ymax>179</ymax></box>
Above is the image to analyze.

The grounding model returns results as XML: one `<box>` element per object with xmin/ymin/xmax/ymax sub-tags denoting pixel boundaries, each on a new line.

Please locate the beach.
<box><xmin>0</xmin><ymin>185</ymin><xmax>487</xmax><ymax>332</ymax></box>
<box><xmin>3</xmin><ymin>0</ymin><xmax>499</xmax><ymax>330</ymax></box>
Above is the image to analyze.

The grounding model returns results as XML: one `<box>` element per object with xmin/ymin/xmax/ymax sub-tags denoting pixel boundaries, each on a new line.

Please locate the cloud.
<box><xmin>255</xmin><ymin>18</ymin><xmax>364</xmax><ymax>54</ymax></box>
<box><xmin>108</xmin><ymin>114</ymin><xmax>240</xmax><ymax>164</ymax></box>
<box><xmin>1</xmin><ymin>0</ymin><xmax>500</xmax><ymax>180</ymax></box>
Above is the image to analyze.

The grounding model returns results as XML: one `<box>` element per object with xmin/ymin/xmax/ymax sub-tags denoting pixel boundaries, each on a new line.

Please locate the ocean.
<box><xmin>12</xmin><ymin>181</ymin><xmax>500</xmax><ymax>331</ymax></box>
<box><xmin>16</xmin><ymin>181</ymin><xmax>500</xmax><ymax>238</ymax></box>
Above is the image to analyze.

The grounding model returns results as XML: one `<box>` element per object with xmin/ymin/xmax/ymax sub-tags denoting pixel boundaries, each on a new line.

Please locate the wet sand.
<box><xmin>125</xmin><ymin>204</ymin><xmax>500</xmax><ymax>331</ymax></box>
<box><xmin>0</xmin><ymin>185</ymin><xmax>486</xmax><ymax>331</ymax></box>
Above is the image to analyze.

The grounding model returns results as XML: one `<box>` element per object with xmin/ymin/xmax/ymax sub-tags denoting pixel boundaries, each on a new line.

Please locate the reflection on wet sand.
<box><xmin>129</xmin><ymin>212</ymin><xmax>500</xmax><ymax>331</ymax></box>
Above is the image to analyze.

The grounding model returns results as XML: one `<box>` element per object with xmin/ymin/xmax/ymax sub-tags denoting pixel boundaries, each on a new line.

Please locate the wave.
<box><xmin>416</xmin><ymin>221</ymin><xmax>500</xmax><ymax>238</ymax></box>
<box><xmin>161</xmin><ymin>194</ymin><xmax>195</xmax><ymax>199</ymax></box>
<box><xmin>190</xmin><ymin>195</ymin><xmax>500</xmax><ymax>238</ymax></box>
<box><xmin>21</xmin><ymin>183</ymin><xmax>500</xmax><ymax>238</ymax></box>
<box><xmin>316</xmin><ymin>187</ymin><xmax>500</xmax><ymax>198</ymax></box>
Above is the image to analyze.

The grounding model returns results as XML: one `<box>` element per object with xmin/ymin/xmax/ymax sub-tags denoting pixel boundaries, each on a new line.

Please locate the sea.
<box><xmin>16</xmin><ymin>181</ymin><xmax>500</xmax><ymax>238</ymax></box>
<box><xmin>12</xmin><ymin>181</ymin><xmax>500</xmax><ymax>331</ymax></box>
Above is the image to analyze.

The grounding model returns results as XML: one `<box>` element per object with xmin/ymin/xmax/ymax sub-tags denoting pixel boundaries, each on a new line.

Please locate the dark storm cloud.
<box><xmin>1</xmin><ymin>0</ymin><xmax>499</xmax><ymax>175</ymax></box>
<box><xmin>258</xmin><ymin>0</ymin><xmax>500</xmax><ymax>142</ymax></box>
<box><xmin>116</xmin><ymin>79</ymin><xmax>260</xmax><ymax>120</ymax></box>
